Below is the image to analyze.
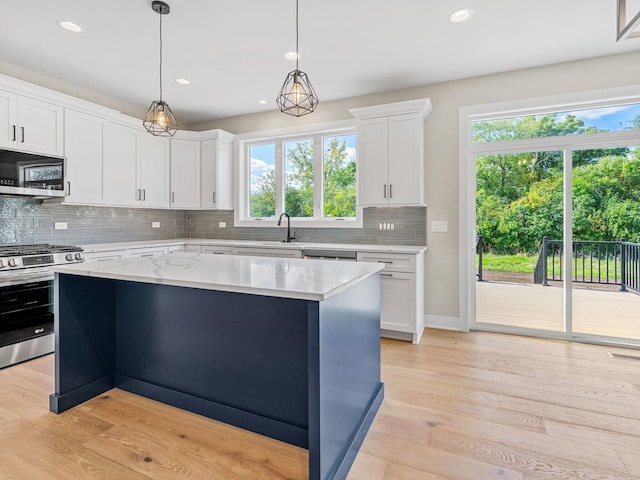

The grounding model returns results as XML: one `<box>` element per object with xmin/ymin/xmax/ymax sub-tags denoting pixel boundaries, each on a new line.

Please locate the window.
<box><xmin>238</xmin><ymin>122</ymin><xmax>359</xmax><ymax>227</ymax></box>
<box><xmin>472</xmin><ymin>102</ymin><xmax>640</xmax><ymax>143</ymax></box>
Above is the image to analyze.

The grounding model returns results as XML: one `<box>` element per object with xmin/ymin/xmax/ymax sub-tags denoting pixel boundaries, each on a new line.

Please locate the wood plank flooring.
<box><xmin>1</xmin><ymin>329</ymin><xmax>640</xmax><ymax>479</ymax></box>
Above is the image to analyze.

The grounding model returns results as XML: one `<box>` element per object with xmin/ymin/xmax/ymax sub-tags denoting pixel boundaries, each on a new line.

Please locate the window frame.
<box><xmin>234</xmin><ymin>119</ymin><xmax>363</xmax><ymax>228</ymax></box>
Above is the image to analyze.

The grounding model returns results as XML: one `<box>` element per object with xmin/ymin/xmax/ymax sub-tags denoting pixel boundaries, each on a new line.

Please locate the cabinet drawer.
<box><xmin>356</xmin><ymin>252</ymin><xmax>416</xmax><ymax>273</ymax></box>
<box><xmin>201</xmin><ymin>245</ymin><xmax>235</xmax><ymax>255</ymax></box>
<box><xmin>84</xmin><ymin>251</ymin><xmax>123</xmax><ymax>262</ymax></box>
<box><xmin>236</xmin><ymin>248</ymin><xmax>301</xmax><ymax>258</ymax></box>
<box><xmin>185</xmin><ymin>245</ymin><xmax>202</xmax><ymax>253</ymax></box>
<box><xmin>127</xmin><ymin>247</ymin><xmax>167</xmax><ymax>257</ymax></box>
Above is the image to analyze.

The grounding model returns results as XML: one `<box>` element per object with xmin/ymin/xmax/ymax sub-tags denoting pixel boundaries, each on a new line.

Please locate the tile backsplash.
<box><xmin>0</xmin><ymin>198</ymin><xmax>186</xmax><ymax>245</ymax></box>
<box><xmin>187</xmin><ymin>207</ymin><xmax>426</xmax><ymax>246</ymax></box>
<box><xmin>0</xmin><ymin>198</ymin><xmax>425</xmax><ymax>246</ymax></box>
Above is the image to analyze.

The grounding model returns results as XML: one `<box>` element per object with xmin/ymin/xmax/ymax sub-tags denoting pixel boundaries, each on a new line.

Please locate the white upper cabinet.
<box><xmin>350</xmin><ymin>98</ymin><xmax>432</xmax><ymax>207</ymax></box>
<box><xmin>102</xmin><ymin>122</ymin><xmax>169</xmax><ymax>208</ymax></box>
<box><xmin>0</xmin><ymin>90</ymin><xmax>63</xmax><ymax>156</ymax></box>
<box><xmin>170</xmin><ymin>137</ymin><xmax>201</xmax><ymax>208</ymax></box>
<box><xmin>103</xmin><ymin>123</ymin><xmax>137</xmax><ymax>205</ymax></box>
<box><xmin>138</xmin><ymin>133</ymin><xmax>169</xmax><ymax>208</ymax></box>
<box><xmin>200</xmin><ymin>130</ymin><xmax>233</xmax><ymax>209</ymax></box>
<box><xmin>64</xmin><ymin>109</ymin><xmax>105</xmax><ymax>205</ymax></box>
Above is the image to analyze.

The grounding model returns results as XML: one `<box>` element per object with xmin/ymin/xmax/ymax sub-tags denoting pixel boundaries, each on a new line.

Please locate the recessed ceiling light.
<box><xmin>175</xmin><ymin>78</ymin><xmax>191</xmax><ymax>85</ymax></box>
<box><xmin>258</xmin><ymin>100</ymin><xmax>268</xmax><ymax>105</ymax></box>
<box><xmin>57</xmin><ymin>20</ymin><xmax>83</xmax><ymax>33</ymax></box>
<box><xmin>450</xmin><ymin>8</ymin><xmax>473</xmax><ymax>23</ymax></box>
<box><xmin>283</xmin><ymin>51</ymin><xmax>298</xmax><ymax>60</ymax></box>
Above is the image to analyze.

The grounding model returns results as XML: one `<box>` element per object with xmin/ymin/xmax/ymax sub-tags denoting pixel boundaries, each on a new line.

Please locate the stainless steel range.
<box><xmin>0</xmin><ymin>244</ymin><xmax>84</xmax><ymax>369</ymax></box>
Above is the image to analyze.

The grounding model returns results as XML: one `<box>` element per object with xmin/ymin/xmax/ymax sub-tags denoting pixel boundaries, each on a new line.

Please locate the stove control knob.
<box><xmin>74</xmin><ymin>252</ymin><xmax>84</xmax><ymax>261</ymax></box>
<box><xmin>8</xmin><ymin>258</ymin><xmax>18</xmax><ymax>267</ymax></box>
<box><xmin>65</xmin><ymin>253</ymin><xmax>74</xmax><ymax>261</ymax></box>
<box><xmin>0</xmin><ymin>259</ymin><xmax>5</xmax><ymax>268</ymax></box>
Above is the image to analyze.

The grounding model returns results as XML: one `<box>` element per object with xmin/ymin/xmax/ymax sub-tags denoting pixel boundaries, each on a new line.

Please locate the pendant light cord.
<box><xmin>159</xmin><ymin>12</ymin><xmax>164</xmax><ymax>102</ymax></box>
<box><xmin>295</xmin><ymin>0</ymin><xmax>299</xmax><ymax>71</ymax></box>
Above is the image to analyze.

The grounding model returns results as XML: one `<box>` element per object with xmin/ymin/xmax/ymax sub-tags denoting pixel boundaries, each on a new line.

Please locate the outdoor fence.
<box><xmin>476</xmin><ymin>235</ymin><xmax>640</xmax><ymax>292</ymax></box>
<box><xmin>533</xmin><ymin>237</ymin><xmax>640</xmax><ymax>292</ymax></box>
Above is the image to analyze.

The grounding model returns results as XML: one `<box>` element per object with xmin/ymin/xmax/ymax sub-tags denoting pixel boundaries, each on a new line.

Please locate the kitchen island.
<box><xmin>50</xmin><ymin>253</ymin><xmax>384</xmax><ymax>480</ymax></box>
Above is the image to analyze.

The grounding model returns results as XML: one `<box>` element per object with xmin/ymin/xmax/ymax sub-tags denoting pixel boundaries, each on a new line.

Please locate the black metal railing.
<box><xmin>476</xmin><ymin>235</ymin><xmax>484</xmax><ymax>282</ymax></box>
<box><xmin>533</xmin><ymin>237</ymin><xmax>640</xmax><ymax>292</ymax></box>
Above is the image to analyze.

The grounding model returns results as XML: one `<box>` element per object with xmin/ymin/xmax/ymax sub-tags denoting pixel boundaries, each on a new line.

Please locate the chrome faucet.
<box><xmin>277</xmin><ymin>212</ymin><xmax>295</xmax><ymax>242</ymax></box>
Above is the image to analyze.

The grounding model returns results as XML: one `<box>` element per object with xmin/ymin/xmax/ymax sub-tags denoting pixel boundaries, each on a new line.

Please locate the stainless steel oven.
<box><xmin>0</xmin><ymin>244</ymin><xmax>83</xmax><ymax>369</ymax></box>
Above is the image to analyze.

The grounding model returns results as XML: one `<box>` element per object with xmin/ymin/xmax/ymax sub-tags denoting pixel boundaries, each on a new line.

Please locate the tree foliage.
<box><xmin>476</xmin><ymin>114</ymin><xmax>640</xmax><ymax>253</ymax></box>
<box><xmin>249</xmin><ymin>137</ymin><xmax>356</xmax><ymax>218</ymax></box>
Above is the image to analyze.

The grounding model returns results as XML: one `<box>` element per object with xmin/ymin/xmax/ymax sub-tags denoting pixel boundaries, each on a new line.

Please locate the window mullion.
<box><xmin>275</xmin><ymin>140</ymin><xmax>284</xmax><ymax>216</ymax></box>
<box><xmin>313</xmin><ymin>133</ymin><xmax>323</xmax><ymax>219</ymax></box>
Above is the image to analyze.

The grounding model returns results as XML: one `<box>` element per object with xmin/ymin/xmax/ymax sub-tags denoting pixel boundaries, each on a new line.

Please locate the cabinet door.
<box><xmin>201</xmin><ymin>245</ymin><xmax>235</xmax><ymax>255</ymax></box>
<box><xmin>170</xmin><ymin>139</ymin><xmax>201</xmax><ymax>208</ymax></box>
<box><xmin>139</xmin><ymin>134</ymin><xmax>169</xmax><ymax>207</ymax></box>
<box><xmin>127</xmin><ymin>247</ymin><xmax>167</xmax><ymax>257</ymax></box>
<box><xmin>200</xmin><ymin>139</ymin><xmax>217</xmax><ymax>209</ymax></box>
<box><xmin>380</xmin><ymin>272</ymin><xmax>416</xmax><ymax>333</ymax></box>
<box><xmin>0</xmin><ymin>90</ymin><xmax>18</xmax><ymax>150</ymax></box>
<box><xmin>64</xmin><ymin>109</ymin><xmax>105</xmax><ymax>204</ymax></box>
<box><xmin>103</xmin><ymin>123</ymin><xmax>138</xmax><ymax>206</ymax></box>
<box><xmin>17</xmin><ymin>96</ymin><xmax>64</xmax><ymax>156</ymax></box>
<box><xmin>357</xmin><ymin>117</ymin><xmax>389</xmax><ymax>206</ymax></box>
<box><xmin>388</xmin><ymin>113</ymin><xmax>424</xmax><ymax>205</ymax></box>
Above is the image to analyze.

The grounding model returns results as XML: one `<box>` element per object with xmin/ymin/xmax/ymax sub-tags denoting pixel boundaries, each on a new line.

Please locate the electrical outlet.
<box><xmin>218</xmin><ymin>222</ymin><xmax>226</xmax><ymax>228</ymax></box>
<box><xmin>54</xmin><ymin>222</ymin><xmax>67</xmax><ymax>230</ymax></box>
<box><xmin>152</xmin><ymin>222</ymin><xmax>160</xmax><ymax>228</ymax></box>
<box><xmin>431</xmin><ymin>220</ymin><xmax>448</xmax><ymax>232</ymax></box>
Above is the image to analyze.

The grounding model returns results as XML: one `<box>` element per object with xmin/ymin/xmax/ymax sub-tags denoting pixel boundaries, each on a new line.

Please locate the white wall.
<box><xmin>190</xmin><ymin>51</ymin><xmax>640</xmax><ymax>329</ymax></box>
<box><xmin>4</xmin><ymin>50</ymin><xmax>640</xmax><ymax>329</ymax></box>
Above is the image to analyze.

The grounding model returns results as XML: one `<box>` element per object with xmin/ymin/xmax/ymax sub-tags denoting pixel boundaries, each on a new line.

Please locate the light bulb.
<box><xmin>155</xmin><ymin>110</ymin><xmax>168</xmax><ymax>128</ymax></box>
<box><xmin>293</xmin><ymin>82</ymin><xmax>302</xmax><ymax>104</ymax></box>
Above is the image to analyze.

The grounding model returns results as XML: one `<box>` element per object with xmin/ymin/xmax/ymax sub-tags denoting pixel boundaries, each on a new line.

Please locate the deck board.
<box><xmin>476</xmin><ymin>280</ymin><xmax>640</xmax><ymax>339</ymax></box>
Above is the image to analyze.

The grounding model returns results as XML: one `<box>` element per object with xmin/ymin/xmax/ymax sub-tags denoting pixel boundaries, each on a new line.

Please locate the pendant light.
<box><xmin>276</xmin><ymin>0</ymin><xmax>318</xmax><ymax>117</ymax></box>
<box><xmin>143</xmin><ymin>1</ymin><xmax>179</xmax><ymax>136</ymax></box>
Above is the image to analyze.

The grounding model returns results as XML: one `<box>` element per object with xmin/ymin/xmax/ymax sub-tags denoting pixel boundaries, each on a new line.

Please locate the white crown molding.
<box><xmin>349</xmin><ymin>98</ymin><xmax>433</xmax><ymax>120</ymax></box>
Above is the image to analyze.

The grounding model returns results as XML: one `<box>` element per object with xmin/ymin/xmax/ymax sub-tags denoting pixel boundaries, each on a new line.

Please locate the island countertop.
<box><xmin>52</xmin><ymin>252</ymin><xmax>384</xmax><ymax>301</ymax></box>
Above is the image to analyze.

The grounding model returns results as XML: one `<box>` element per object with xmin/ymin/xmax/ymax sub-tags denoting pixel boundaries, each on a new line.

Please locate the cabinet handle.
<box><xmin>383</xmin><ymin>184</ymin><xmax>387</xmax><ymax>198</ymax></box>
<box><xmin>377</xmin><ymin>260</ymin><xmax>394</xmax><ymax>264</ymax></box>
<box><xmin>172</xmin><ymin>192</ymin><xmax>175</xmax><ymax>203</ymax></box>
<box><xmin>137</xmin><ymin>189</ymin><xmax>141</xmax><ymax>201</ymax></box>
<box><xmin>142</xmin><ymin>189</ymin><xmax>146</xmax><ymax>201</ymax></box>
<box><xmin>141</xmin><ymin>254</ymin><xmax>154</xmax><ymax>257</ymax></box>
<box><xmin>20</xmin><ymin>127</ymin><xmax>25</xmax><ymax>143</ymax></box>
<box><xmin>389</xmin><ymin>184</ymin><xmax>392</xmax><ymax>198</ymax></box>
<box><xmin>11</xmin><ymin>125</ymin><xmax>16</xmax><ymax>142</ymax></box>
<box><xmin>380</xmin><ymin>273</ymin><xmax>393</xmax><ymax>277</ymax></box>
<box><xmin>65</xmin><ymin>182</ymin><xmax>71</xmax><ymax>195</ymax></box>
<box><xmin>212</xmin><ymin>192</ymin><xmax>216</xmax><ymax>203</ymax></box>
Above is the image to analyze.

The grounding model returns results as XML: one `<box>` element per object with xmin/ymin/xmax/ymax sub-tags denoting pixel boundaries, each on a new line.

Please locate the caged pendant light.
<box><xmin>143</xmin><ymin>1</ymin><xmax>179</xmax><ymax>136</ymax></box>
<box><xmin>276</xmin><ymin>0</ymin><xmax>318</xmax><ymax>117</ymax></box>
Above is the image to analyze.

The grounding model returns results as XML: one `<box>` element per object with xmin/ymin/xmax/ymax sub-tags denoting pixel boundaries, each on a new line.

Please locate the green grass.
<box><xmin>476</xmin><ymin>253</ymin><xmax>537</xmax><ymax>273</ymax></box>
<box><xmin>476</xmin><ymin>253</ymin><xmax>622</xmax><ymax>281</ymax></box>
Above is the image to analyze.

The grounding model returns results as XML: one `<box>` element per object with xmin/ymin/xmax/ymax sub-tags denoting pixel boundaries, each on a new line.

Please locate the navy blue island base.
<box><xmin>50</xmin><ymin>272</ymin><xmax>383</xmax><ymax>480</ymax></box>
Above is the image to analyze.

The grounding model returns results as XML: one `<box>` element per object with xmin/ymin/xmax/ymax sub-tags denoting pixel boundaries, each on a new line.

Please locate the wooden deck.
<box><xmin>476</xmin><ymin>280</ymin><xmax>640</xmax><ymax>340</ymax></box>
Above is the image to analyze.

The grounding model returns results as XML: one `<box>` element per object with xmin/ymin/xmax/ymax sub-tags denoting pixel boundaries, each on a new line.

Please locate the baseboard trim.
<box><xmin>424</xmin><ymin>314</ymin><xmax>468</xmax><ymax>332</ymax></box>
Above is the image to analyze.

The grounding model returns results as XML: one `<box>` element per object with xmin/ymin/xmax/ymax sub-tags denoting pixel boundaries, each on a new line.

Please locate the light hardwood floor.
<box><xmin>1</xmin><ymin>329</ymin><xmax>640</xmax><ymax>479</ymax></box>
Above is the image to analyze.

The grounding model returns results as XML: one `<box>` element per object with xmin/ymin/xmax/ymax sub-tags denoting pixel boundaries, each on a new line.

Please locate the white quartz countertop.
<box><xmin>81</xmin><ymin>238</ymin><xmax>427</xmax><ymax>255</ymax></box>
<box><xmin>53</xmin><ymin>253</ymin><xmax>385</xmax><ymax>301</ymax></box>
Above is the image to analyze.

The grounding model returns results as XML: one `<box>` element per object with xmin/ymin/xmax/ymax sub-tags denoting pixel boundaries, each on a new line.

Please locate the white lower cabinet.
<box><xmin>127</xmin><ymin>246</ymin><xmax>168</xmax><ymax>257</ymax></box>
<box><xmin>83</xmin><ymin>251</ymin><xmax>124</xmax><ymax>262</ymax></box>
<box><xmin>234</xmin><ymin>247</ymin><xmax>302</xmax><ymax>259</ymax></box>
<box><xmin>185</xmin><ymin>245</ymin><xmax>202</xmax><ymax>253</ymax></box>
<box><xmin>357</xmin><ymin>251</ymin><xmax>424</xmax><ymax>343</ymax></box>
<box><xmin>202</xmin><ymin>245</ymin><xmax>235</xmax><ymax>255</ymax></box>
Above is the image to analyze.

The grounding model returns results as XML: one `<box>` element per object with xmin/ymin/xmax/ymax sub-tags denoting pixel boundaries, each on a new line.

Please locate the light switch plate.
<box><xmin>218</xmin><ymin>222</ymin><xmax>226</xmax><ymax>228</ymax></box>
<box><xmin>54</xmin><ymin>222</ymin><xmax>67</xmax><ymax>230</ymax></box>
<box><xmin>152</xmin><ymin>222</ymin><xmax>160</xmax><ymax>228</ymax></box>
<box><xmin>431</xmin><ymin>220</ymin><xmax>448</xmax><ymax>232</ymax></box>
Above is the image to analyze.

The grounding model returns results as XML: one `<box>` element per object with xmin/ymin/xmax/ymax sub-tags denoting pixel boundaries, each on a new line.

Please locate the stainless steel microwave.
<box><xmin>0</xmin><ymin>149</ymin><xmax>65</xmax><ymax>198</ymax></box>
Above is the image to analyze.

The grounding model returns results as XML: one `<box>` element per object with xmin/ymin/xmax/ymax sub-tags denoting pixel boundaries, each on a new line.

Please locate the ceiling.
<box><xmin>1</xmin><ymin>0</ymin><xmax>639</xmax><ymax>126</ymax></box>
